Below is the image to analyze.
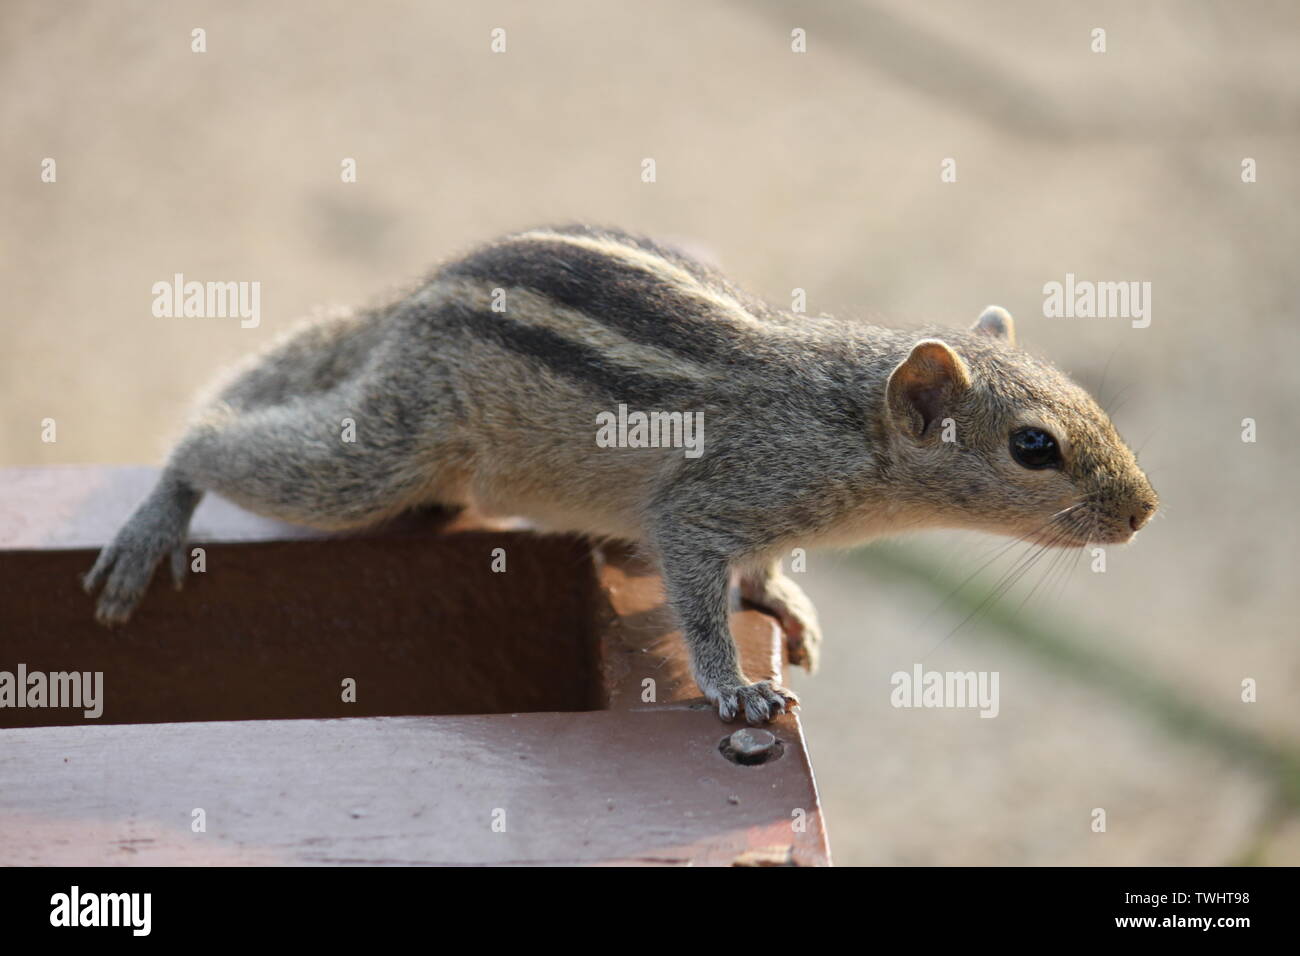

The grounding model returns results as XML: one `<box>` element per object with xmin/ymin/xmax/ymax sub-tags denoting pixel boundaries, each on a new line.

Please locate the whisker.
<box><xmin>920</xmin><ymin>503</ymin><xmax>1083</xmax><ymax>629</ymax></box>
<box><xmin>920</xmin><ymin>502</ymin><xmax>1088</xmax><ymax>656</ymax></box>
<box><xmin>1094</xmin><ymin>343</ymin><xmax>1122</xmax><ymax>410</ymax></box>
<box><xmin>1133</xmin><ymin>425</ymin><xmax>1161</xmax><ymax>457</ymax></box>
<box><xmin>925</xmin><ymin>541</ymin><xmax>1052</xmax><ymax>654</ymax></box>
<box><xmin>1050</xmin><ymin>520</ymin><xmax>1088</xmax><ymax>603</ymax></box>
<box><xmin>1022</xmin><ymin>512</ymin><xmax>1088</xmax><ymax>611</ymax></box>
<box><xmin>1102</xmin><ymin>380</ymin><xmax>1137</xmax><ymax>418</ymax></box>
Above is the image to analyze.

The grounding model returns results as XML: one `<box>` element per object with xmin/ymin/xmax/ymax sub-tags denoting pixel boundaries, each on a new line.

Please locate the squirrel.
<box><xmin>85</xmin><ymin>224</ymin><xmax>1158</xmax><ymax>724</ymax></box>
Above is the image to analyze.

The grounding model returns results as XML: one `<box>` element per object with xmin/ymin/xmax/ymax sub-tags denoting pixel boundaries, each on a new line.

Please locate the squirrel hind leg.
<box><xmin>83</xmin><ymin>472</ymin><xmax>202</xmax><ymax>626</ymax></box>
<box><xmin>85</xmin><ymin>388</ymin><xmax>460</xmax><ymax>624</ymax></box>
<box><xmin>206</xmin><ymin>310</ymin><xmax>385</xmax><ymax>413</ymax></box>
<box><xmin>167</xmin><ymin>385</ymin><xmax>460</xmax><ymax>531</ymax></box>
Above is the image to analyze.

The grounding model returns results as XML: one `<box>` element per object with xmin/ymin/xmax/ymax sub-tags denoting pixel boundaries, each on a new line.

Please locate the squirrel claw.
<box><xmin>709</xmin><ymin>680</ymin><xmax>798</xmax><ymax>725</ymax></box>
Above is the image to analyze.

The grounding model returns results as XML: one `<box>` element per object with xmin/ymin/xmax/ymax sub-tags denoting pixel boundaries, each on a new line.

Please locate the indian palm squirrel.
<box><xmin>85</xmin><ymin>225</ymin><xmax>1159</xmax><ymax>723</ymax></box>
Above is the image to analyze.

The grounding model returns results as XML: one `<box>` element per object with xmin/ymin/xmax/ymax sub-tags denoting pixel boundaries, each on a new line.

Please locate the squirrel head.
<box><xmin>882</xmin><ymin>306</ymin><xmax>1158</xmax><ymax>547</ymax></box>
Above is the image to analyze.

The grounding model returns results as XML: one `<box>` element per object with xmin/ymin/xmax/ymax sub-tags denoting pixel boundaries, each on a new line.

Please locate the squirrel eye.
<box><xmin>1009</xmin><ymin>427</ymin><xmax>1061</xmax><ymax>469</ymax></box>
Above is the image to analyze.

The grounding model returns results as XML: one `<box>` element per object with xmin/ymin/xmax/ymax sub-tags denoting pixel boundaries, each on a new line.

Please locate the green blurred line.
<box><xmin>855</xmin><ymin>544</ymin><xmax>1300</xmax><ymax>809</ymax></box>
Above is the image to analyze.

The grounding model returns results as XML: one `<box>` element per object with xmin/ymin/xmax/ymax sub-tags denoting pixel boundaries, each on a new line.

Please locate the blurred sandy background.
<box><xmin>3</xmin><ymin>0</ymin><xmax>1298</xmax><ymax>864</ymax></box>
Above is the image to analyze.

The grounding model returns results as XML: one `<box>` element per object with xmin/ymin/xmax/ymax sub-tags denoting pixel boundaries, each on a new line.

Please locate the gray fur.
<box><xmin>85</xmin><ymin>225</ymin><xmax>1158</xmax><ymax>724</ymax></box>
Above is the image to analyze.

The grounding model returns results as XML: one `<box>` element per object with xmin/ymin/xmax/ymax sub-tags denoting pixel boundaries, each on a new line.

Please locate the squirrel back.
<box><xmin>336</xmin><ymin>224</ymin><xmax>1158</xmax><ymax>552</ymax></box>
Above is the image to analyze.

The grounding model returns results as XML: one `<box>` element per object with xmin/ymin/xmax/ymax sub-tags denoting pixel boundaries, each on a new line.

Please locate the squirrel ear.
<box><xmin>972</xmin><ymin>306</ymin><xmax>1015</xmax><ymax>344</ymax></box>
<box><xmin>886</xmin><ymin>339</ymin><xmax>971</xmax><ymax>439</ymax></box>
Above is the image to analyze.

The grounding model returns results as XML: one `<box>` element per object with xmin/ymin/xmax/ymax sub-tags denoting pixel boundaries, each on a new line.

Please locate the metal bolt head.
<box><xmin>721</xmin><ymin>728</ymin><xmax>783</xmax><ymax>765</ymax></box>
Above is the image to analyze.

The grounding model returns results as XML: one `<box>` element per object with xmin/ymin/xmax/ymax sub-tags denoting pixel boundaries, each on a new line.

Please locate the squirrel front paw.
<box><xmin>704</xmin><ymin>679</ymin><xmax>799</xmax><ymax>725</ymax></box>
<box><xmin>739</xmin><ymin>570</ymin><xmax>823</xmax><ymax>674</ymax></box>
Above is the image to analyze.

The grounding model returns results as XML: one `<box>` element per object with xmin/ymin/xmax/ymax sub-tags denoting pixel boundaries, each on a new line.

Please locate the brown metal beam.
<box><xmin>0</xmin><ymin>466</ymin><xmax>830</xmax><ymax>866</ymax></box>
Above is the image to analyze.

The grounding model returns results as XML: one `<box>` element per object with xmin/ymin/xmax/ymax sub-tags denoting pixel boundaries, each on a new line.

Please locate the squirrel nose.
<box><xmin>1129</xmin><ymin>501</ymin><xmax>1155</xmax><ymax>532</ymax></box>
